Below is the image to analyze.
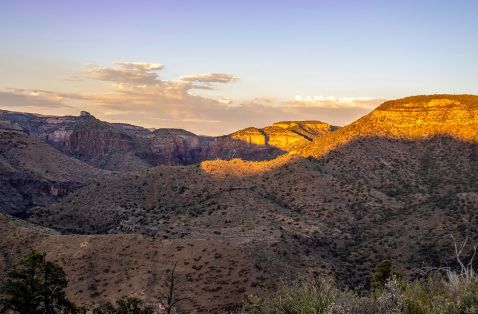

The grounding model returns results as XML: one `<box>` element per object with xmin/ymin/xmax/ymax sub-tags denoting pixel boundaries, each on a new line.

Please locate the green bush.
<box><xmin>371</xmin><ymin>260</ymin><xmax>403</xmax><ymax>291</ymax></box>
<box><xmin>240</xmin><ymin>274</ymin><xmax>478</xmax><ymax>314</ymax></box>
<box><xmin>93</xmin><ymin>296</ymin><xmax>153</xmax><ymax>314</ymax></box>
<box><xmin>242</xmin><ymin>279</ymin><xmax>336</xmax><ymax>314</ymax></box>
<box><xmin>402</xmin><ymin>275</ymin><xmax>478</xmax><ymax>314</ymax></box>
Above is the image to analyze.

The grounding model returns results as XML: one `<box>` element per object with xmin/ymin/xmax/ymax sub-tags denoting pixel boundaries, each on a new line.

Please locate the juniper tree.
<box><xmin>0</xmin><ymin>250</ymin><xmax>73</xmax><ymax>314</ymax></box>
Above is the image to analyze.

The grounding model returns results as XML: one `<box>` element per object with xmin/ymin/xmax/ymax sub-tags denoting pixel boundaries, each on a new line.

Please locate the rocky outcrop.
<box><xmin>263</xmin><ymin>126</ymin><xmax>306</xmax><ymax>149</ymax></box>
<box><xmin>111</xmin><ymin>123</ymin><xmax>154</xmax><ymax>137</ymax></box>
<box><xmin>364</xmin><ymin>96</ymin><xmax>478</xmax><ymax>140</ymax></box>
<box><xmin>203</xmin><ymin>135</ymin><xmax>283</xmax><ymax>161</ymax></box>
<box><xmin>230</xmin><ymin>127</ymin><xmax>267</xmax><ymax>145</ymax></box>
<box><xmin>1</xmin><ymin>176</ymin><xmax>83</xmax><ymax>216</ymax></box>
<box><xmin>229</xmin><ymin>120</ymin><xmax>335</xmax><ymax>150</ymax></box>
<box><xmin>272</xmin><ymin>120</ymin><xmax>335</xmax><ymax>137</ymax></box>
<box><xmin>0</xmin><ymin>128</ymin><xmax>103</xmax><ymax>215</ymax></box>
<box><xmin>0</xmin><ymin>110</ymin><xmax>334</xmax><ymax>170</ymax></box>
<box><xmin>66</xmin><ymin>129</ymin><xmax>132</xmax><ymax>157</ymax></box>
<box><xmin>144</xmin><ymin>129</ymin><xmax>202</xmax><ymax>165</ymax></box>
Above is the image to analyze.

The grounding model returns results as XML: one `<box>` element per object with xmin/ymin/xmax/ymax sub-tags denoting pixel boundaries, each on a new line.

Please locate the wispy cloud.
<box><xmin>179</xmin><ymin>73</ymin><xmax>238</xmax><ymax>90</ymax></box>
<box><xmin>85</xmin><ymin>61</ymin><xmax>236</xmax><ymax>102</ymax></box>
<box><xmin>86</xmin><ymin>62</ymin><xmax>164</xmax><ymax>85</ymax></box>
<box><xmin>289</xmin><ymin>96</ymin><xmax>384</xmax><ymax>109</ymax></box>
<box><xmin>0</xmin><ymin>89</ymin><xmax>71</xmax><ymax>108</ymax></box>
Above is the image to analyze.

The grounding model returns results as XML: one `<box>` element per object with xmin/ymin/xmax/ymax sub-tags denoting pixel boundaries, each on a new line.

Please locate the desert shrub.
<box><xmin>93</xmin><ymin>296</ymin><xmax>153</xmax><ymax>314</ymax></box>
<box><xmin>330</xmin><ymin>276</ymin><xmax>403</xmax><ymax>314</ymax></box>
<box><xmin>240</xmin><ymin>277</ymin><xmax>405</xmax><ymax>314</ymax></box>
<box><xmin>242</xmin><ymin>278</ymin><xmax>336</xmax><ymax>314</ymax></box>
<box><xmin>348</xmin><ymin>236</ymin><xmax>476</xmax><ymax>313</ymax></box>
<box><xmin>371</xmin><ymin>260</ymin><xmax>403</xmax><ymax>291</ymax></box>
<box><xmin>402</xmin><ymin>273</ymin><xmax>478</xmax><ymax>314</ymax></box>
<box><xmin>240</xmin><ymin>274</ymin><xmax>478</xmax><ymax>314</ymax></box>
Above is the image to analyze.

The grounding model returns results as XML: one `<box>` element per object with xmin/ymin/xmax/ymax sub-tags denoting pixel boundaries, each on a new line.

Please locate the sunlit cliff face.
<box><xmin>229</xmin><ymin>120</ymin><xmax>334</xmax><ymax>150</ymax></box>
<box><xmin>201</xmin><ymin>95</ymin><xmax>478</xmax><ymax>177</ymax></box>
<box><xmin>293</xmin><ymin>95</ymin><xmax>478</xmax><ymax>158</ymax></box>
<box><xmin>366</xmin><ymin>98</ymin><xmax>478</xmax><ymax>140</ymax></box>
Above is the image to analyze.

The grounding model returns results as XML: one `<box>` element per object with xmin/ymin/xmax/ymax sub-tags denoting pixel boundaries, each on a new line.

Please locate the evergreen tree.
<box><xmin>370</xmin><ymin>260</ymin><xmax>402</xmax><ymax>291</ymax></box>
<box><xmin>0</xmin><ymin>250</ymin><xmax>74</xmax><ymax>314</ymax></box>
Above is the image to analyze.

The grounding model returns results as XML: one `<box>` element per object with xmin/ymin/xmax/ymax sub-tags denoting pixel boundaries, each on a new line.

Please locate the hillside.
<box><xmin>0</xmin><ymin>126</ymin><xmax>105</xmax><ymax>215</ymax></box>
<box><xmin>1</xmin><ymin>95</ymin><xmax>478</xmax><ymax>312</ymax></box>
<box><xmin>0</xmin><ymin>213</ymin><xmax>269</xmax><ymax>313</ymax></box>
<box><xmin>293</xmin><ymin>94</ymin><xmax>478</xmax><ymax>157</ymax></box>
<box><xmin>28</xmin><ymin>138</ymin><xmax>478</xmax><ymax>290</ymax></box>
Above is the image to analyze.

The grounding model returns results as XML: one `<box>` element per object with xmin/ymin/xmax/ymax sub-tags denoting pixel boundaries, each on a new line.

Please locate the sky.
<box><xmin>0</xmin><ymin>0</ymin><xmax>477</xmax><ymax>135</ymax></box>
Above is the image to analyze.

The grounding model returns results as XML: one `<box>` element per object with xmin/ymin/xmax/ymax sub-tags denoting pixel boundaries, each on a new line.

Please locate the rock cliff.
<box><xmin>0</xmin><ymin>127</ymin><xmax>103</xmax><ymax>215</ymax></box>
<box><xmin>0</xmin><ymin>110</ymin><xmax>333</xmax><ymax>170</ymax></box>
<box><xmin>230</xmin><ymin>120</ymin><xmax>335</xmax><ymax>150</ymax></box>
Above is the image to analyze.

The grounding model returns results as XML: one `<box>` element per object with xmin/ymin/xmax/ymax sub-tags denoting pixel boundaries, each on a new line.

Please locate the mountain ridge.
<box><xmin>292</xmin><ymin>94</ymin><xmax>478</xmax><ymax>157</ymax></box>
<box><xmin>1</xmin><ymin>94</ymin><xmax>478</xmax><ymax>312</ymax></box>
<box><xmin>0</xmin><ymin>110</ymin><xmax>334</xmax><ymax>170</ymax></box>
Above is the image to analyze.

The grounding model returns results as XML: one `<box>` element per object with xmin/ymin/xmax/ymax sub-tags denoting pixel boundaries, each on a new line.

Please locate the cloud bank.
<box><xmin>0</xmin><ymin>62</ymin><xmax>385</xmax><ymax>135</ymax></box>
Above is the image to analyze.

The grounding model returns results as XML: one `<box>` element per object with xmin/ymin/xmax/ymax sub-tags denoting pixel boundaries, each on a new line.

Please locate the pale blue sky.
<box><xmin>0</xmin><ymin>0</ymin><xmax>477</xmax><ymax>134</ymax></box>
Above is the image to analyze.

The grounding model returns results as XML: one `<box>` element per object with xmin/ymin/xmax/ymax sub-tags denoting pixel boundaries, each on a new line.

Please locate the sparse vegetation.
<box><xmin>240</xmin><ymin>235</ymin><xmax>478</xmax><ymax>314</ymax></box>
<box><xmin>157</xmin><ymin>262</ymin><xmax>187</xmax><ymax>314</ymax></box>
<box><xmin>93</xmin><ymin>297</ymin><xmax>153</xmax><ymax>314</ymax></box>
<box><xmin>1</xmin><ymin>95</ymin><xmax>478</xmax><ymax>312</ymax></box>
<box><xmin>240</xmin><ymin>274</ymin><xmax>478</xmax><ymax>314</ymax></box>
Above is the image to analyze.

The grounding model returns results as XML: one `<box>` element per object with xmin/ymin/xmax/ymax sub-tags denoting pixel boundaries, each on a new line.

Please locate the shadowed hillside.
<box><xmin>0</xmin><ymin>126</ymin><xmax>106</xmax><ymax>215</ymax></box>
<box><xmin>1</xmin><ymin>94</ymin><xmax>478</xmax><ymax>312</ymax></box>
<box><xmin>0</xmin><ymin>110</ymin><xmax>334</xmax><ymax>171</ymax></box>
<box><xmin>26</xmin><ymin>136</ymin><xmax>478</xmax><ymax>289</ymax></box>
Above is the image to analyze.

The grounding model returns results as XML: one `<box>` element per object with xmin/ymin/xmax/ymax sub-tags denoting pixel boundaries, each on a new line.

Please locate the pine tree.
<box><xmin>0</xmin><ymin>250</ymin><xmax>74</xmax><ymax>314</ymax></box>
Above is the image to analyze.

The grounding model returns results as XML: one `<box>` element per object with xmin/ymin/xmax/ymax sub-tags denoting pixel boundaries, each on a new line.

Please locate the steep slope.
<box><xmin>0</xmin><ymin>110</ymin><xmax>150</xmax><ymax>171</ymax></box>
<box><xmin>291</xmin><ymin>94</ymin><xmax>478</xmax><ymax>203</ymax></box>
<box><xmin>0</xmin><ymin>126</ymin><xmax>104</xmax><ymax>215</ymax></box>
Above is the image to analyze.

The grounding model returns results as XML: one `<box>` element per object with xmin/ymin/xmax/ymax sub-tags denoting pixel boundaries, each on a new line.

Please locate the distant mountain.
<box><xmin>293</xmin><ymin>94</ymin><xmax>478</xmax><ymax>157</ymax></box>
<box><xmin>1</xmin><ymin>95</ymin><xmax>478</xmax><ymax>312</ymax></box>
<box><xmin>0</xmin><ymin>110</ymin><xmax>334</xmax><ymax>170</ymax></box>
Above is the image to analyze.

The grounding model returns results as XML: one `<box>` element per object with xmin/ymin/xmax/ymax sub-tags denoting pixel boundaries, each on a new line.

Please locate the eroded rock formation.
<box><xmin>0</xmin><ymin>110</ymin><xmax>333</xmax><ymax>170</ymax></box>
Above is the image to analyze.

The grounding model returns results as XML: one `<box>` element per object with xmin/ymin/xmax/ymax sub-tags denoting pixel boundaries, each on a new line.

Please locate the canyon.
<box><xmin>0</xmin><ymin>109</ymin><xmax>335</xmax><ymax>170</ymax></box>
<box><xmin>1</xmin><ymin>94</ymin><xmax>478</xmax><ymax>313</ymax></box>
